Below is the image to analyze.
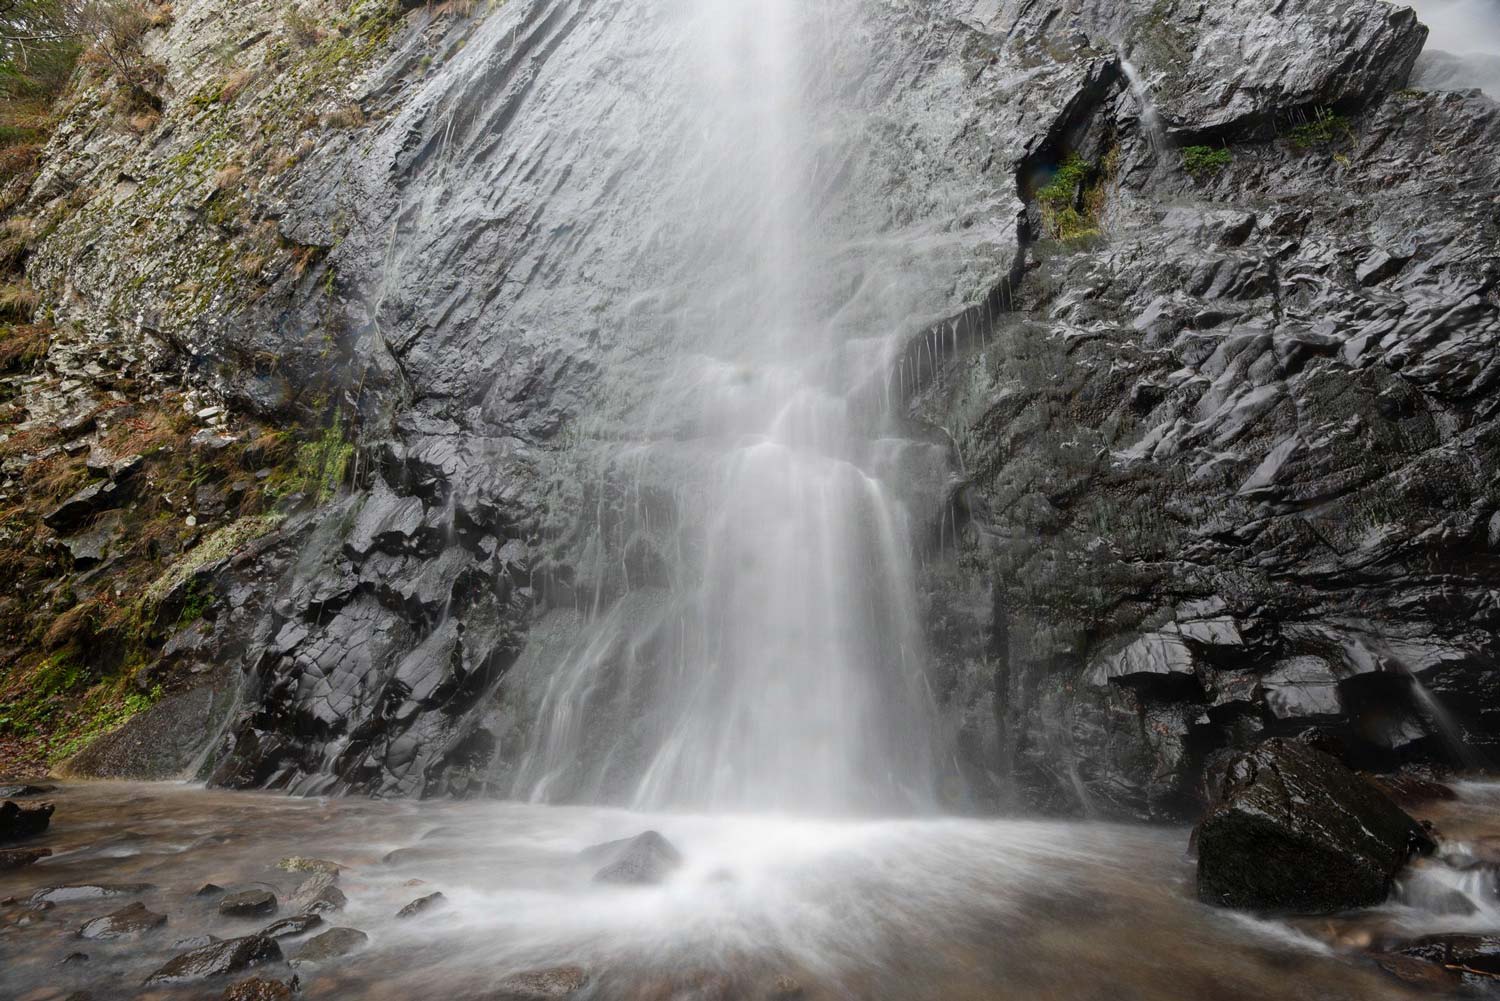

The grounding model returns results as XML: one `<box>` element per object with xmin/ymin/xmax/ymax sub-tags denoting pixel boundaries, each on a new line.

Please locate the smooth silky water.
<box><xmin>8</xmin><ymin>781</ymin><xmax>1494</xmax><ymax>1000</ymax></box>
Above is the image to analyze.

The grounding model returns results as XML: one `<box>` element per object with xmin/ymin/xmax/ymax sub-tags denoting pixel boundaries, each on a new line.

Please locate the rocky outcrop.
<box><xmin>2</xmin><ymin>0</ymin><xmax>1493</xmax><ymax>814</ymax></box>
<box><xmin>917</xmin><ymin>1</ymin><xmax>1500</xmax><ymax>818</ymax></box>
<box><xmin>1195</xmin><ymin>739</ymin><xmax>1433</xmax><ymax>911</ymax></box>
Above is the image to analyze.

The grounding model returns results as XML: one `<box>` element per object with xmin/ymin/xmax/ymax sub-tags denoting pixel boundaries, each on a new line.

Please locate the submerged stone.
<box><xmin>77</xmin><ymin>901</ymin><xmax>167</xmax><ymax>939</ymax></box>
<box><xmin>584</xmin><ymin>830</ymin><xmax>683</xmax><ymax>885</ymax></box>
<box><xmin>143</xmin><ymin>935</ymin><xmax>282</xmax><ymax>986</ymax></box>
<box><xmin>222</xmin><ymin>977</ymin><xmax>295</xmax><ymax>1001</ymax></box>
<box><xmin>395</xmin><ymin>891</ymin><xmax>445</xmax><ymax>918</ymax></box>
<box><xmin>31</xmin><ymin>883</ymin><xmax>153</xmax><ymax>905</ymax></box>
<box><xmin>484</xmin><ymin>965</ymin><xmax>588</xmax><ymax>1000</ymax></box>
<box><xmin>290</xmin><ymin>926</ymin><xmax>368</xmax><ymax>965</ymax></box>
<box><xmin>0</xmin><ymin>846</ymin><xmax>50</xmax><ymax>869</ymax></box>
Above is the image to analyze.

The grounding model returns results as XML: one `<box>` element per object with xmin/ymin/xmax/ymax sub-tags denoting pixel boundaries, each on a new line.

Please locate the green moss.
<box><xmin>293</xmin><ymin>411</ymin><xmax>354</xmax><ymax>504</ymax></box>
<box><xmin>48</xmin><ymin>683</ymin><xmax>161</xmax><ymax>763</ymax></box>
<box><xmin>1181</xmin><ymin>144</ymin><xmax>1231</xmax><ymax>177</ymax></box>
<box><xmin>142</xmin><ymin>513</ymin><xmax>283</xmax><ymax>607</ymax></box>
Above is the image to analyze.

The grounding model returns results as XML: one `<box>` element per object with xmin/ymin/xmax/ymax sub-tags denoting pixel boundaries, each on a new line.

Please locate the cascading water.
<box><xmin>509</xmin><ymin>0</ymin><xmax>949</xmax><ymax>814</ymax></box>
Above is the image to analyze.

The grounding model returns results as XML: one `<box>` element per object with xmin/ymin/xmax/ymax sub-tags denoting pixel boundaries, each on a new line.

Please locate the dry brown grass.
<box><xmin>23</xmin><ymin>454</ymin><xmax>89</xmax><ymax>502</ymax></box>
<box><xmin>213</xmin><ymin>164</ymin><xmax>243</xmax><ymax>191</ymax></box>
<box><xmin>0</xmin><ymin>323</ymin><xmax>52</xmax><ymax>371</ymax></box>
<box><xmin>0</xmin><ymin>281</ymin><xmax>40</xmax><ymax>322</ymax></box>
<box><xmin>219</xmin><ymin>68</ymin><xmax>257</xmax><ymax>104</ymax></box>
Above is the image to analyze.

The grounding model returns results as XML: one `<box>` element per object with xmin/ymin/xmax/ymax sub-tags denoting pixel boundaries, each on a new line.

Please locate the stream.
<box><xmin>6</xmin><ymin>782</ymin><xmax>1499</xmax><ymax>1000</ymax></box>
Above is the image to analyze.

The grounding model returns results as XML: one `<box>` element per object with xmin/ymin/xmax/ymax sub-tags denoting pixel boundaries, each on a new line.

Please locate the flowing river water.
<box><xmin>5</xmin><ymin>781</ymin><xmax>1500</xmax><ymax>1000</ymax></box>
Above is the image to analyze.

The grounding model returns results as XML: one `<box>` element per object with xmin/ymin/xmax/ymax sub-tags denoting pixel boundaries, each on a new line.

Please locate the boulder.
<box><xmin>583</xmin><ymin>830</ymin><xmax>683</xmax><ymax>885</ymax></box>
<box><xmin>395</xmin><ymin>890</ymin><xmax>445</xmax><ymax>919</ymax></box>
<box><xmin>290</xmin><ymin>926</ymin><xmax>368</xmax><ymax>965</ymax></box>
<box><xmin>218</xmin><ymin>889</ymin><xmax>278</xmax><ymax>918</ymax></box>
<box><xmin>77</xmin><ymin>901</ymin><xmax>167</xmax><ymax>939</ymax></box>
<box><xmin>1195</xmin><ymin>739</ymin><xmax>1434</xmax><ymax>912</ymax></box>
<box><xmin>143</xmin><ymin>935</ymin><xmax>283</xmax><ymax>986</ymax></box>
<box><xmin>0</xmin><ymin>799</ymin><xmax>54</xmax><ymax>842</ymax></box>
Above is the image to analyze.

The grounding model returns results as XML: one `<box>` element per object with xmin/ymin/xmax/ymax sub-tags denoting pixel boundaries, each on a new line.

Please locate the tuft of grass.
<box><xmin>1181</xmin><ymin>144</ymin><xmax>1231</xmax><ymax>177</ymax></box>
<box><xmin>1035</xmin><ymin>151</ymin><xmax>1114</xmax><ymax>242</ymax></box>
<box><xmin>1289</xmin><ymin>109</ymin><xmax>1354</xmax><ymax>150</ymax></box>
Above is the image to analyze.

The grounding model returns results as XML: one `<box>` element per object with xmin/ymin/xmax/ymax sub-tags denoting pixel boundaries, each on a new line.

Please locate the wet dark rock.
<box><xmin>290</xmin><ymin>926</ymin><xmax>368</xmax><ymax>965</ymax></box>
<box><xmin>219</xmin><ymin>889</ymin><xmax>278</xmax><ymax>919</ymax></box>
<box><xmin>0</xmin><ymin>782</ymin><xmax>56</xmax><ymax>797</ymax></box>
<box><xmin>31</xmin><ymin>883</ymin><xmax>153</xmax><ymax>905</ymax></box>
<box><xmin>287</xmin><ymin>873</ymin><xmax>345</xmax><ymax>914</ymax></box>
<box><xmin>143</xmin><ymin>935</ymin><xmax>283</xmax><ymax>986</ymax></box>
<box><xmin>480</xmin><ymin>965</ymin><xmax>588</xmax><ymax>1000</ymax></box>
<box><xmin>59</xmin><ymin>951</ymin><xmax>89</xmax><ymax>966</ymax></box>
<box><xmin>77</xmin><ymin>901</ymin><xmax>168</xmax><ymax>939</ymax></box>
<box><xmin>585</xmin><ymin>831</ymin><xmax>683</xmax><ymax>885</ymax></box>
<box><xmin>62</xmin><ymin>510</ymin><xmax>124</xmax><ymax>569</ymax></box>
<box><xmin>395</xmin><ymin>891</ymin><xmax>445</xmax><ymax>919</ymax></box>
<box><xmin>1196</xmin><ymin>740</ymin><xmax>1434</xmax><ymax>912</ymax></box>
<box><xmin>1393</xmin><ymin>934</ymin><xmax>1500</xmax><ymax>978</ymax></box>
<box><xmin>0</xmin><ymin>799</ymin><xmax>54</xmax><ymax>842</ymax></box>
<box><xmin>0</xmin><ymin>846</ymin><xmax>50</xmax><ymax>869</ymax></box>
<box><xmin>196</xmin><ymin>883</ymin><xmax>227</xmax><ymax>897</ymax></box>
<box><xmin>258</xmin><ymin>913</ymin><xmax>323</xmax><ymax>939</ymax></box>
<box><xmin>223</xmin><ymin>977</ymin><xmax>294</xmax><ymax>1001</ymax></box>
<box><xmin>1371</xmin><ymin>953</ymin><xmax>1463</xmax><ymax>991</ymax></box>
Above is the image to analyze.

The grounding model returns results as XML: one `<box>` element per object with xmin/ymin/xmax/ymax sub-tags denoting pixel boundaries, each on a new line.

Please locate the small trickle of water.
<box><xmin>1119</xmin><ymin>56</ymin><xmax>1168</xmax><ymax>153</ymax></box>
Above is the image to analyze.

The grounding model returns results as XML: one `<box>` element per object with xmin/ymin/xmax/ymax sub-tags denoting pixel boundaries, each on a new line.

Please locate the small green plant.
<box><xmin>1289</xmin><ymin>109</ymin><xmax>1354</xmax><ymax>149</ymax></box>
<box><xmin>1035</xmin><ymin>153</ymin><xmax>1109</xmax><ymax>242</ymax></box>
<box><xmin>1181</xmin><ymin>145</ymin><xmax>1231</xmax><ymax>177</ymax></box>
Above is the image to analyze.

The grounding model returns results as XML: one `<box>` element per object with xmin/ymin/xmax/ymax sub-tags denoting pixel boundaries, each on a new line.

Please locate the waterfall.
<box><xmin>508</xmin><ymin>0</ymin><xmax>948</xmax><ymax>815</ymax></box>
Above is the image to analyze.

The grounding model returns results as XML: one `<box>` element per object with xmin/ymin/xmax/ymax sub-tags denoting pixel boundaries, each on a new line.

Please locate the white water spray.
<box><xmin>514</xmin><ymin>0</ymin><xmax>943</xmax><ymax>815</ymax></box>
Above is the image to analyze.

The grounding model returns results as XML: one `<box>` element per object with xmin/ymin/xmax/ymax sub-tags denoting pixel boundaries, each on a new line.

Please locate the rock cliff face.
<box><xmin>11</xmin><ymin>0</ymin><xmax>1498</xmax><ymax>813</ymax></box>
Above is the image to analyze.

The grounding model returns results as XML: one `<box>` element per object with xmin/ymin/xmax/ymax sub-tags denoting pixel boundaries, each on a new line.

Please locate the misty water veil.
<box><xmin>501</xmin><ymin>0</ymin><xmax>949</xmax><ymax>813</ymax></box>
